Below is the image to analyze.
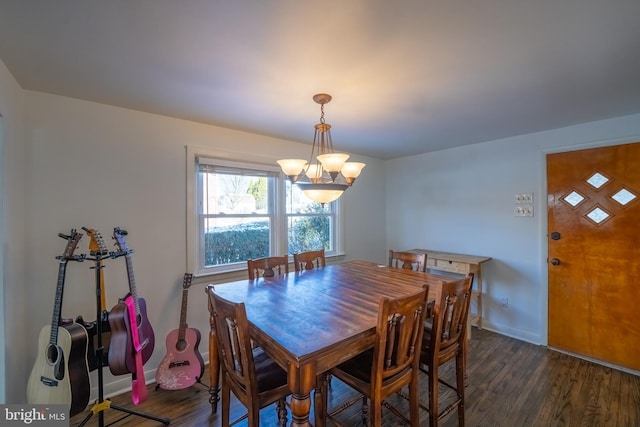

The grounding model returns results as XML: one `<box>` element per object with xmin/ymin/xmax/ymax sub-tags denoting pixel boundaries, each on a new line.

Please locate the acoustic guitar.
<box><xmin>155</xmin><ymin>273</ymin><xmax>204</xmax><ymax>390</ymax></box>
<box><xmin>108</xmin><ymin>227</ymin><xmax>155</xmax><ymax>377</ymax></box>
<box><xmin>27</xmin><ymin>230</ymin><xmax>90</xmax><ymax>417</ymax></box>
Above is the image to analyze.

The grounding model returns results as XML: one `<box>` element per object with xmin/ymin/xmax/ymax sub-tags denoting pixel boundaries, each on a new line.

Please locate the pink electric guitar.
<box><xmin>155</xmin><ymin>273</ymin><xmax>204</xmax><ymax>390</ymax></box>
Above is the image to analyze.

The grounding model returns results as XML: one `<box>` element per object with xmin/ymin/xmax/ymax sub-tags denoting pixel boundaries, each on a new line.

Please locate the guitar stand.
<box><xmin>195</xmin><ymin>379</ymin><xmax>210</xmax><ymax>390</ymax></box>
<box><xmin>77</xmin><ymin>250</ymin><xmax>169</xmax><ymax>427</ymax></box>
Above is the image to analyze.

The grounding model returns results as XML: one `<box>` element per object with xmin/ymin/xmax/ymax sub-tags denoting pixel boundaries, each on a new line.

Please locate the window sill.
<box><xmin>193</xmin><ymin>252</ymin><xmax>347</xmax><ymax>286</ymax></box>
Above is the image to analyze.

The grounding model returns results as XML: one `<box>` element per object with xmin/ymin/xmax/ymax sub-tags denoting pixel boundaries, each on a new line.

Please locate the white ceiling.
<box><xmin>1</xmin><ymin>1</ymin><xmax>640</xmax><ymax>159</ymax></box>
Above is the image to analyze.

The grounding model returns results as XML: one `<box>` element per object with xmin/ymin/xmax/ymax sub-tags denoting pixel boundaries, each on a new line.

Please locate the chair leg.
<box><xmin>315</xmin><ymin>374</ymin><xmax>327</xmax><ymax>427</ymax></box>
<box><xmin>361</xmin><ymin>396</ymin><xmax>368</xmax><ymax>425</ymax></box>
<box><xmin>248</xmin><ymin>403</ymin><xmax>260</xmax><ymax>427</ymax></box>
<box><xmin>429</xmin><ymin>363</ymin><xmax>439</xmax><ymax>427</ymax></box>
<box><xmin>277</xmin><ymin>398</ymin><xmax>288</xmax><ymax>427</ymax></box>
<box><xmin>370</xmin><ymin>397</ymin><xmax>382</xmax><ymax>427</ymax></box>
<box><xmin>221</xmin><ymin>376</ymin><xmax>231</xmax><ymax>427</ymax></box>
<box><xmin>456</xmin><ymin>354</ymin><xmax>466</xmax><ymax>427</ymax></box>
<box><xmin>324</xmin><ymin>372</ymin><xmax>333</xmax><ymax>389</ymax></box>
<box><xmin>409</xmin><ymin>374</ymin><xmax>420</xmax><ymax>427</ymax></box>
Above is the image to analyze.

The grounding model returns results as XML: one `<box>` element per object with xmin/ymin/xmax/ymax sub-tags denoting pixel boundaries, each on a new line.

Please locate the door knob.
<box><xmin>550</xmin><ymin>258</ymin><xmax>560</xmax><ymax>266</ymax></box>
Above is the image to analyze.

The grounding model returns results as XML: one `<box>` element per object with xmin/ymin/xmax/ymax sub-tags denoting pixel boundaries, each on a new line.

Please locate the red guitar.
<box><xmin>27</xmin><ymin>230</ymin><xmax>90</xmax><ymax>417</ymax></box>
<box><xmin>155</xmin><ymin>273</ymin><xmax>204</xmax><ymax>390</ymax></box>
<box><xmin>108</xmin><ymin>227</ymin><xmax>155</xmax><ymax>384</ymax></box>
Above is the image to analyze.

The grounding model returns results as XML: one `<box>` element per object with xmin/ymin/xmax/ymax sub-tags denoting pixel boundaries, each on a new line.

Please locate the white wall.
<box><xmin>0</xmin><ymin>58</ymin><xmax>28</xmax><ymax>403</ymax></box>
<box><xmin>16</xmin><ymin>90</ymin><xmax>385</xmax><ymax>401</ymax></box>
<box><xmin>386</xmin><ymin>114</ymin><xmax>640</xmax><ymax>344</ymax></box>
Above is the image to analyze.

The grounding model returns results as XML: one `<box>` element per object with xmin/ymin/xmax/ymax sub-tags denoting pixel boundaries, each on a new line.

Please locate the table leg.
<box><xmin>207</xmin><ymin>294</ymin><xmax>220</xmax><ymax>414</ymax></box>
<box><xmin>288</xmin><ymin>362</ymin><xmax>315</xmax><ymax>427</ymax></box>
<box><xmin>476</xmin><ymin>268</ymin><xmax>483</xmax><ymax>329</ymax></box>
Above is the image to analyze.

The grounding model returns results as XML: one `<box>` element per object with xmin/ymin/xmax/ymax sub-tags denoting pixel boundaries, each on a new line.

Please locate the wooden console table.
<box><xmin>409</xmin><ymin>249</ymin><xmax>492</xmax><ymax>335</ymax></box>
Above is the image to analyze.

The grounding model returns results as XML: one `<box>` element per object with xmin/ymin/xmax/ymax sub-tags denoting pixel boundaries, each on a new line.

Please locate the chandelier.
<box><xmin>277</xmin><ymin>94</ymin><xmax>365</xmax><ymax>205</ymax></box>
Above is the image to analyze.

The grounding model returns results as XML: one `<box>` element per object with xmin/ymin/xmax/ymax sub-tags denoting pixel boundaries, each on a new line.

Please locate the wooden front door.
<box><xmin>547</xmin><ymin>142</ymin><xmax>640</xmax><ymax>371</ymax></box>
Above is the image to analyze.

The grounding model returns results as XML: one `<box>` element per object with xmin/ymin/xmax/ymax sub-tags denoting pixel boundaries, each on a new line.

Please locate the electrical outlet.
<box><xmin>514</xmin><ymin>205</ymin><xmax>534</xmax><ymax>217</ymax></box>
<box><xmin>499</xmin><ymin>297</ymin><xmax>509</xmax><ymax>308</ymax></box>
<box><xmin>515</xmin><ymin>193</ymin><xmax>534</xmax><ymax>204</ymax></box>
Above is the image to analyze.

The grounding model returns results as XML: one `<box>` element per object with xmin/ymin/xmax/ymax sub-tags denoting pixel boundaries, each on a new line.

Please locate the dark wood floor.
<box><xmin>70</xmin><ymin>329</ymin><xmax>640</xmax><ymax>426</ymax></box>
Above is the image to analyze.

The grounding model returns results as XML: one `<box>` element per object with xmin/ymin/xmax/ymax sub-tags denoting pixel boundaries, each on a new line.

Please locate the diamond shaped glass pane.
<box><xmin>612</xmin><ymin>188</ymin><xmax>636</xmax><ymax>206</ymax></box>
<box><xmin>586</xmin><ymin>207</ymin><xmax>609</xmax><ymax>224</ymax></box>
<box><xmin>564</xmin><ymin>191</ymin><xmax>585</xmax><ymax>207</ymax></box>
<box><xmin>587</xmin><ymin>173</ymin><xmax>609</xmax><ymax>189</ymax></box>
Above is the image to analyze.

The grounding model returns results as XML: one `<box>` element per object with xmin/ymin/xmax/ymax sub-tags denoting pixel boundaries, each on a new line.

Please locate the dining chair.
<box><xmin>321</xmin><ymin>286</ymin><xmax>429</xmax><ymax>426</ymax></box>
<box><xmin>208</xmin><ymin>290</ymin><xmax>290</xmax><ymax>427</ymax></box>
<box><xmin>418</xmin><ymin>275</ymin><xmax>473</xmax><ymax>427</ymax></box>
<box><xmin>388</xmin><ymin>250</ymin><xmax>427</xmax><ymax>272</ymax></box>
<box><xmin>293</xmin><ymin>248</ymin><xmax>326</xmax><ymax>272</ymax></box>
<box><xmin>247</xmin><ymin>256</ymin><xmax>289</xmax><ymax>280</ymax></box>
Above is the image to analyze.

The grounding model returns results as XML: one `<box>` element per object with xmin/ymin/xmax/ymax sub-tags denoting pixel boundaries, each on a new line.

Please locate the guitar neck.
<box><xmin>124</xmin><ymin>252</ymin><xmax>141</xmax><ymax>317</ymax></box>
<box><xmin>177</xmin><ymin>288</ymin><xmax>190</xmax><ymax>342</ymax></box>
<box><xmin>49</xmin><ymin>259</ymin><xmax>68</xmax><ymax>346</ymax></box>
<box><xmin>98</xmin><ymin>261</ymin><xmax>107</xmax><ymax>312</ymax></box>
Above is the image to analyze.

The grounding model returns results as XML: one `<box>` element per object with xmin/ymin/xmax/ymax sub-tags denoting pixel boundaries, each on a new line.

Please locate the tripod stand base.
<box><xmin>76</xmin><ymin>399</ymin><xmax>170</xmax><ymax>426</ymax></box>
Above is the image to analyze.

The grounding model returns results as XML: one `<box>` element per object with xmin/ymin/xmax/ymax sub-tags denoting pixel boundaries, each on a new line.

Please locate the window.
<box><xmin>286</xmin><ymin>182</ymin><xmax>336</xmax><ymax>255</ymax></box>
<box><xmin>190</xmin><ymin>154</ymin><xmax>342</xmax><ymax>276</ymax></box>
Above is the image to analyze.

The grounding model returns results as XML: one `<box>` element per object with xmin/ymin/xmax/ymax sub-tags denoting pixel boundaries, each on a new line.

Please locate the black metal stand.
<box><xmin>77</xmin><ymin>249</ymin><xmax>169</xmax><ymax>426</ymax></box>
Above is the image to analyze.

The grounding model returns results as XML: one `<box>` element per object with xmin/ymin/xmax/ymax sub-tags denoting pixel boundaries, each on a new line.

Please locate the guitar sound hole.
<box><xmin>47</xmin><ymin>344</ymin><xmax>60</xmax><ymax>364</ymax></box>
<box><xmin>176</xmin><ymin>340</ymin><xmax>187</xmax><ymax>352</ymax></box>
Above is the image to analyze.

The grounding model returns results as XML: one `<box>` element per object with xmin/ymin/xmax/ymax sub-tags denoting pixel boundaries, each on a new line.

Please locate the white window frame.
<box><xmin>186</xmin><ymin>146</ymin><xmax>344</xmax><ymax>278</ymax></box>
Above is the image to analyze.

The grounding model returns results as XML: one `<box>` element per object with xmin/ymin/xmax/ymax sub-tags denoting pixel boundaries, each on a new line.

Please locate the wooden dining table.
<box><xmin>206</xmin><ymin>260</ymin><xmax>459</xmax><ymax>426</ymax></box>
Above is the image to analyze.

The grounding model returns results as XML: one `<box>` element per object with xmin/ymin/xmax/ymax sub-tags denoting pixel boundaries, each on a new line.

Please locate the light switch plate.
<box><xmin>514</xmin><ymin>205</ymin><xmax>534</xmax><ymax>217</ymax></box>
<box><xmin>515</xmin><ymin>193</ymin><xmax>534</xmax><ymax>204</ymax></box>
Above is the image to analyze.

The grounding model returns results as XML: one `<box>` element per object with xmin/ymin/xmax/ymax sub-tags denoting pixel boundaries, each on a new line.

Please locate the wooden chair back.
<box><xmin>208</xmin><ymin>291</ymin><xmax>259</xmax><ymax>400</ymax></box>
<box><xmin>247</xmin><ymin>256</ymin><xmax>289</xmax><ymax>280</ymax></box>
<box><xmin>374</xmin><ymin>287</ymin><xmax>429</xmax><ymax>386</ymax></box>
<box><xmin>389</xmin><ymin>250</ymin><xmax>427</xmax><ymax>272</ymax></box>
<box><xmin>428</xmin><ymin>276</ymin><xmax>473</xmax><ymax>360</ymax></box>
<box><xmin>293</xmin><ymin>249</ymin><xmax>326</xmax><ymax>272</ymax></box>
<box><xmin>208</xmin><ymin>289</ymin><xmax>290</xmax><ymax>426</ymax></box>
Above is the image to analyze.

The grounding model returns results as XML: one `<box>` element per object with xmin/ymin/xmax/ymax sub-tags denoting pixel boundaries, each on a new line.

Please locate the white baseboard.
<box><xmin>478</xmin><ymin>321</ymin><xmax>542</xmax><ymax>346</ymax></box>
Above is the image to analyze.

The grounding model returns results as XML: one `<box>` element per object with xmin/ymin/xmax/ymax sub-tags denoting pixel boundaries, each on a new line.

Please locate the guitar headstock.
<box><xmin>57</xmin><ymin>229</ymin><xmax>83</xmax><ymax>260</ymax></box>
<box><xmin>112</xmin><ymin>227</ymin><xmax>131</xmax><ymax>254</ymax></box>
<box><xmin>82</xmin><ymin>227</ymin><xmax>108</xmax><ymax>255</ymax></box>
<box><xmin>182</xmin><ymin>273</ymin><xmax>193</xmax><ymax>289</ymax></box>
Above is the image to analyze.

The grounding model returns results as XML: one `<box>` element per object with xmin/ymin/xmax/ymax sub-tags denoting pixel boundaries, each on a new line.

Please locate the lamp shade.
<box><xmin>317</xmin><ymin>153</ymin><xmax>350</xmax><ymax>173</ymax></box>
<box><xmin>304</xmin><ymin>163</ymin><xmax>324</xmax><ymax>182</ymax></box>
<box><xmin>298</xmin><ymin>183</ymin><xmax>349</xmax><ymax>205</ymax></box>
<box><xmin>341</xmin><ymin>162</ymin><xmax>366</xmax><ymax>179</ymax></box>
<box><xmin>277</xmin><ymin>159</ymin><xmax>307</xmax><ymax>179</ymax></box>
